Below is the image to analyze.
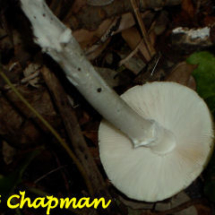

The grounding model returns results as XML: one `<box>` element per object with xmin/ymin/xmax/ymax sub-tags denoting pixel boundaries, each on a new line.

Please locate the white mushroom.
<box><xmin>99</xmin><ymin>82</ymin><xmax>214</xmax><ymax>201</ymax></box>
<box><xmin>19</xmin><ymin>0</ymin><xmax>214</xmax><ymax>202</ymax></box>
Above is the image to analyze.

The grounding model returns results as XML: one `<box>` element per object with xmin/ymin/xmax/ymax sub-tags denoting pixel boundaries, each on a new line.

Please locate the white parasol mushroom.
<box><xmin>19</xmin><ymin>0</ymin><xmax>214</xmax><ymax>202</ymax></box>
<box><xmin>99</xmin><ymin>82</ymin><xmax>214</xmax><ymax>201</ymax></box>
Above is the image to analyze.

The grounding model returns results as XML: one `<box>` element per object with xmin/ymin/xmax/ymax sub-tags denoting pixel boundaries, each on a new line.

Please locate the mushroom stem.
<box><xmin>20</xmin><ymin>0</ymin><xmax>176</xmax><ymax>153</ymax></box>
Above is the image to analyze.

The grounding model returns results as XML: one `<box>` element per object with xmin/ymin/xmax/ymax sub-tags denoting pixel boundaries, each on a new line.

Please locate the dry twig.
<box><xmin>130</xmin><ymin>0</ymin><xmax>156</xmax><ymax>59</ymax></box>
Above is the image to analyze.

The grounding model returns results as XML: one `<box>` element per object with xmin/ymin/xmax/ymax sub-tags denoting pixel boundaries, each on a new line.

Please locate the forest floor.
<box><xmin>0</xmin><ymin>0</ymin><xmax>215</xmax><ymax>214</ymax></box>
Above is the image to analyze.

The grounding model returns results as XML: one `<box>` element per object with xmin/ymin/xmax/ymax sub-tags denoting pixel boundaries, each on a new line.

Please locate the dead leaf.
<box><xmin>95</xmin><ymin>67</ymin><xmax>119</xmax><ymax>87</ymax></box>
<box><xmin>156</xmin><ymin>192</ymin><xmax>197</xmax><ymax>215</ymax></box>
<box><xmin>153</xmin><ymin>11</ymin><xmax>169</xmax><ymax>35</ymax></box>
<box><xmin>182</xmin><ymin>0</ymin><xmax>196</xmax><ymax>19</ymax></box>
<box><xmin>165</xmin><ymin>61</ymin><xmax>197</xmax><ymax>90</ymax></box>
<box><xmin>119</xmin><ymin>52</ymin><xmax>146</xmax><ymax>75</ymax></box>
<box><xmin>0</xmin><ymin>30</ymin><xmax>13</xmax><ymax>61</ymax></box>
<box><xmin>87</xmin><ymin>0</ymin><xmax>114</xmax><ymax>6</ymax></box>
<box><xmin>78</xmin><ymin>111</ymin><xmax>91</xmax><ymax>125</ymax></box>
<box><xmin>119</xmin><ymin>195</ymin><xmax>153</xmax><ymax>210</ymax></box>
<box><xmin>86</xmin><ymin>38</ymin><xmax>111</xmax><ymax>60</ymax></box>
<box><xmin>204</xmin><ymin>16</ymin><xmax>215</xmax><ymax>27</ymax></box>
<box><xmin>2</xmin><ymin>141</ymin><xmax>16</xmax><ymax>165</ymax></box>
<box><xmin>195</xmin><ymin>204</ymin><xmax>212</xmax><ymax>215</ymax></box>
<box><xmin>12</xmin><ymin>30</ymin><xmax>31</xmax><ymax>65</ymax></box>
<box><xmin>89</xmin><ymin>148</ymin><xmax>100</xmax><ymax>164</ymax></box>
<box><xmin>0</xmin><ymin>61</ymin><xmax>22</xmax><ymax>88</ymax></box>
<box><xmin>73</xmin><ymin>19</ymin><xmax>113</xmax><ymax>49</ymax></box>
<box><xmin>71</xmin><ymin>0</ymin><xmax>87</xmax><ymax>14</ymax></box>
<box><xmin>122</xmin><ymin>27</ymin><xmax>151</xmax><ymax>61</ymax></box>
<box><xmin>71</xmin><ymin>11</ymin><xmax>136</xmax><ymax>43</ymax></box>
<box><xmin>116</xmin><ymin>12</ymin><xmax>136</xmax><ymax>34</ymax></box>
<box><xmin>22</xmin><ymin>63</ymin><xmax>41</xmax><ymax>87</ymax></box>
<box><xmin>0</xmin><ymin>85</ymin><xmax>60</xmax><ymax>148</ymax></box>
<box><xmin>133</xmin><ymin>53</ymin><xmax>164</xmax><ymax>84</ymax></box>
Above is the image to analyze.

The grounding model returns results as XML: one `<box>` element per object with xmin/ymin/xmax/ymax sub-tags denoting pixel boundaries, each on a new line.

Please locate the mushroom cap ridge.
<box><xmin>98</xmin><ymin>82</ymin><xmax>214</xmax><ymax>202</ymax></box>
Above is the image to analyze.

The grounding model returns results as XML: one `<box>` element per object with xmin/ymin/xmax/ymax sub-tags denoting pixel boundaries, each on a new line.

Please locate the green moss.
<box><xmin>187</xmin><ymin>51</ymin><xmax>215</xmax><ymax>114</ymax></box>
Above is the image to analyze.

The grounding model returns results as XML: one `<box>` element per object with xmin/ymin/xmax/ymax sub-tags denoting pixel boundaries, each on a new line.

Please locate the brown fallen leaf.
<box><xmin>86</xmin><ymin>38</ymin><xmax>111</xmax><ymax>60</ymax></box>
<box><xmin>116</xmin><ymin>12</ymin><xmax>136</xmax><ymax>34</ymax></box>
<box><xmin>153</xmin><ymin>11</ymin><xmax>169</xmax><ymax>36</ymax></box>
<box><xmin>73</xmin><ymin>19</ymin><xmax>113</xmax><ymax>49</ymax></box>
<box><xmin>95</xmin><ymin>67</ymin><xmax>120</xmax><ymax>87</ymax></box>
<box><xmin>73</xmin><ymin>13</ymin><xmax>136</xmax><ymax>59</ymax></box>
<box><xmin>0</xmin><ymin>62</ymin><xmax>22</xmax><ymax>88</ymax></box>
<box><xmin>181</xmin><ymin>0</ymin><xmax>196</xmax><ymax>20</ymax></box>
<box><xmin>122</xmin><ymin>27</ymin><xmax>151</xmax><ymax>61</ymax></box>
<box><xmin>84</xmin><ymin>130</ymin><xmax>98</xmax><ymax>146</ymax></box>
<box><xmin>119</xmin><ymin>51</ymin><xmax>146</xmax><ymax>75</ymax></box>
<box><xmin>133</xmin><ymin>53</ymin><xmax>164</xmax><ymax>84</ymax></box>
<box><xmin>65</xmin><ymin>0</ymin><xmax>182</xmax><ymax>31</ymax></box>
<box><xmin>165</xmin><ymin>61</ymin><xmax>197</xmax><ymax>90</ymax></box>
<box><xmin>195</xmin><ymin>204</ymin><xmax>212</xmax><ymax>215</ymax></box>
<box><xmin>2</xmin><ymin>141</ymin><xmax>17</xmax><ymax>165</ymax></box>
<box><xmin>12</xmin><ymin>30</ymin><xmax>31</xmax><ymax>65</ymax></box>
<box><xmin>156</xmin><ymin>192</ymin><xmax>197</xmax><ymax>215</ymax></box>
<box><xmin>119</xmin><ymin>195</ymin><xmax>154</xmax><ymax>210</ymax></box>
<box><xmin>78</xmin><ymin>111</ymin><xmax>91</xmax><ymax>125</ymax></box>
<box><xmin>87</xmin><ymin>0</ymin><xmax>114</xmax><ymax>6</ymax></box>
<box><xmin>22</xmin><ymin>62</ymin><xmax>41</xmax><ymax>87</ymax></box>
<box><xmin>71</xmin><ymin>0</ymin><xmax>87</xmax><ymax>14</ymax></box>
<box><xmin>0</xmin><ymin>85</ymin><xmax>60</xmax><ymax>148</ymax></box>
<box><xmin>204</xmin><ymin>16</ymin><xmax>215</xmax><ymax>27</ymax></box>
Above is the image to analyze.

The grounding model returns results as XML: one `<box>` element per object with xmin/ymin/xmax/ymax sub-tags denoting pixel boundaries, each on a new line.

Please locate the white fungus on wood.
<box><xmin>172</xmin><ymin>27</ymin><xmax>210</xmax><ymax>39</ymax></box>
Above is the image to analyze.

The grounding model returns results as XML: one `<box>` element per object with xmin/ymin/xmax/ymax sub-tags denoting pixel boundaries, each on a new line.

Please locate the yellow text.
<box><xmin>7</xmin><ymin>191</ymin><xmax>111</xmax><ymax>214</ymax></box>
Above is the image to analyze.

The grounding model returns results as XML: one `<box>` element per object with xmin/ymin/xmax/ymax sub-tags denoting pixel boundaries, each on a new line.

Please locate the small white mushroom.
<box><xmin>99</xmin><ymin>82</ymin><xmax>214</xmax><ymax>201</ymax></box>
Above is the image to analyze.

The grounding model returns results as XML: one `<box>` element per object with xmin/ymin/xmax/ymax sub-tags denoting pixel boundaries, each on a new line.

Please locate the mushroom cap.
<box><xmin>98</xmin><ymin>82</ymin><xmax>214</xmax><ymax>202</ymax></box>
